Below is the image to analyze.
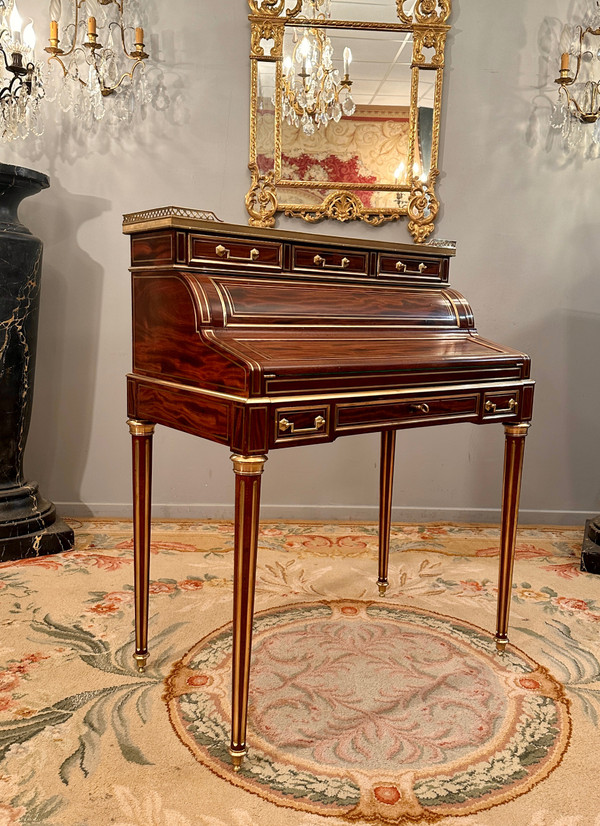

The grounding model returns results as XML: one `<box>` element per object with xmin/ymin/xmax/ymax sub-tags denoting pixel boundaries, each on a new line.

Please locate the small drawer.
<box><xmin>188</xmin><ymin>235</ymin><xmax>283</xmax><ymax>269</ymax></box>
<box><xmin>274</xmin><ymin>405</ymin><xmax>330</xmax><ymax>444</ymax></box>
<box><xmin>482</xmin><ymin>390</ymin><xmax>520</xmax><ymax>419</ymax></box>
<box><xmin>336</xmin><ymin>394</ymin><xmax>479</xmax><ymax>431</ymax></box>
<box><xmin>377</xmin><ymin>253</ymin><xmax>444</xmax><ymax>281</ymax></box>
<box><xmin>292</xmin><ymin>245</ymin><xmax>368</xmax><ymax>276</ymax></box>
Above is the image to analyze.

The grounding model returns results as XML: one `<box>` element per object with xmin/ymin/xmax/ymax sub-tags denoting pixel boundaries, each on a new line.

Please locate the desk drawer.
<box><xmin>291</xmin><ymin>245</ymin><xmax>369</xmax><ymax>276</ymax></box>
<box><xmin>188</xmin><ymin>235</ymin><xmax>283</xmax><ymax>270</ymax></box>
<box><xmin>377</xmin><ymin>253</ymin><xmax>445</xmax><ymax>282</ymax></box>
<box><xmin>274</xmin><ymin>405</ymin><xmax>330</xmax><ymax>444</ymax></box>
<box><xmin>336</xmin><ymin>394</ymin><xmax>479</xmax><ymax>432</ymax></box>
<box><xmin>482</xmin><ymin>390</ymin><xmax>521</xmax><ymax>420</ymax></box>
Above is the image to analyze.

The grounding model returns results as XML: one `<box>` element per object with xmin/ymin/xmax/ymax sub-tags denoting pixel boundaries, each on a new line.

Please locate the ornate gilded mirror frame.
<box><xmin>246</xmin><ymin>0</ymin><xmax>451</xmax><ymax>243</ymax></box>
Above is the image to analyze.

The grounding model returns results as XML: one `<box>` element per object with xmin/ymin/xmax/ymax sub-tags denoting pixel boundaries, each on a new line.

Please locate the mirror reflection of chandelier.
<box><xmin>281</xmin><ymin>0</ymin><xmax>355</xmax><ymax>136</ymax></box>
<box><xmin>0</xmin><ymin>0</ymin><xmax>44</xmax><ymax>141</ymax></box>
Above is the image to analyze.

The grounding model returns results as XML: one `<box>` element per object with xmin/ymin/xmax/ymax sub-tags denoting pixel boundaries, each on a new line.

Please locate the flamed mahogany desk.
<box><xmin>123</xmin><ymin>207</ymin><xmax>534</xmax><ymax>770</ymax></box>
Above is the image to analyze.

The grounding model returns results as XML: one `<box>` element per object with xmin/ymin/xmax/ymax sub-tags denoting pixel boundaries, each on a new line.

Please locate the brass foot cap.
<box><xmin>229</xmin><ymin>747</ymin><xmax>247</xmax><ymax>771</ymax></box>
<box><xmin>377</xmin><ymin>579</ymin><xmax>389</xmax><ymax>597</ymax></box>
<box><xmin>495</xmin><ymin>637</ymin><xmax>508</xmax><ymax>654</ymax></box>
<box><xmin>133</xmin><ymin>652</ymin><xmax>148</xmax><ymax>672</ymax></box>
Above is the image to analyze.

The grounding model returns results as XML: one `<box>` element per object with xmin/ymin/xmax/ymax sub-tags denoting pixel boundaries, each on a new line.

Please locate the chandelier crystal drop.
<box><xmin>281</xmin><ymin>0</ymin><xmax>355</xmax><ymax>136</ymax></box>
<box><xmin>44</xmin><ymin>0</ymin><xmax>156</xmax><ymax>127</ymax></box>
<box><xmin>0</xmin><ymin>0</ymin><xmax>44</xmax><ymax>142</ymax></box>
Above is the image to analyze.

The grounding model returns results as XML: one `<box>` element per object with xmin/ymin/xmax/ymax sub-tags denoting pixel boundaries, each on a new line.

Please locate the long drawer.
<box><xmin>335</xmin><ymin>393</ymin><xmax>480</xmax><ymax>432</ymax></box>
<box><xmin>188</xmin><ymin>235</ymin><xmax>283</xmax><ymax>270</ymax></box>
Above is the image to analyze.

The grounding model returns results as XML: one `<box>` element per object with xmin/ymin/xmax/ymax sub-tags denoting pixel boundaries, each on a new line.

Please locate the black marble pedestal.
<box><xmin>0</xmin><ymin>164</ymin><xmax>74</xmax><ymax>561</ymax></box>
<box><xmin>580</xmin><ymin>517</ymin><xmax>600</xmax><ymax>574</ymax></box>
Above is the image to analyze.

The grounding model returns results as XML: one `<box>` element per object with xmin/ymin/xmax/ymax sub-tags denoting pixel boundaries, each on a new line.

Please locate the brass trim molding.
<box><xmin>246</xmin><ymin>0</ymin><xmax>452</xmax><ymax>242</ymax></box>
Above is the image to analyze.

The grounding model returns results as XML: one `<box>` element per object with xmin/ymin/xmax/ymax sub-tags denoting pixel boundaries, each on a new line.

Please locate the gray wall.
<box><xmin>2</xmin><ymin>0</ymin><xmax>599</xmax><ymax>524</ymax></box>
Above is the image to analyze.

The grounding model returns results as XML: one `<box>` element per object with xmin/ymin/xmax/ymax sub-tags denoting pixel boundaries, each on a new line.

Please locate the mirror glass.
<box><xmin>247</xmin><ymin>0</ymin><xmax>452</xmax><ymax>243</ymax></box>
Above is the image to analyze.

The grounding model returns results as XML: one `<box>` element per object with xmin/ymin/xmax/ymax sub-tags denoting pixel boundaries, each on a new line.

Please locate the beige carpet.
<box><xmin>0</xmin><ymin>519</ymin><xmax>597</xmax><ymax>825</ymax></box>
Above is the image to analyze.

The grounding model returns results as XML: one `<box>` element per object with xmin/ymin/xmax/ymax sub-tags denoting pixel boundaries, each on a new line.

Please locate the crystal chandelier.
<box><xmin>551</xmin><ymin>1</ymin><xmax>600</xmax><ymax>150</ymax></box>
<box><xmin>44</xmin><ymin>0</ymin><xmax>154</xmax><ymax>127</ymax></box>
<box><xmin>281</xmin><ymin>0</ymin><xmax>355</xmax><ymax>136</ymax></box>
<box><xmin>0</xmin><ymin>0</ymin><xmax>44</xmax><ymax>141</ymax></box>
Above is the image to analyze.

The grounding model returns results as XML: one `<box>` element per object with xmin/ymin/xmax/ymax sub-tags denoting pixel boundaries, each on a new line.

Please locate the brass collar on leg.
<box><xmin>230</xmin><ymin>454</ymin><xmax>267</xmax><ymax>475</ymax></box>
<box><xmin>503</xmin><ymin>423</ymin><xmax>530</xmax><ymax>438</ymax></box>
<box><xmin>127</xmin><ymin>419</ymin><xmax>156</xmax><ymax>437</ymax></box>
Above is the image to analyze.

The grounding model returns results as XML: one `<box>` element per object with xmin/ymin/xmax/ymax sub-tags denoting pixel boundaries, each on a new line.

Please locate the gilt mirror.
<box><xmin>246</xmin><ymin>0</ymin><xmax>451</xmax><ymax>243</ymax></box>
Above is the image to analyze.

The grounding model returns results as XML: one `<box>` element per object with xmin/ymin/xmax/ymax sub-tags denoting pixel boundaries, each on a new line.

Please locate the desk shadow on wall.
<box><xmin>20</xmin><ymin>180</ymin><xmax>110</xmax><ymax>517</ymax></box>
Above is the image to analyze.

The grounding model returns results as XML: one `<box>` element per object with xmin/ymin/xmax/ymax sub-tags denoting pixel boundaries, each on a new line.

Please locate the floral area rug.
<box><xmin>0</xmin><ymin>519</ymin><xmax>598</xmax><ymax>826</ymax></box>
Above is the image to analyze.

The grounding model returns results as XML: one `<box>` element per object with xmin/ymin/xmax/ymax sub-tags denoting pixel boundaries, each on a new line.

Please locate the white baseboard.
<box><xmin>55</xmin><ymin>502</ymin><xmax>589</xmax><ymax>527</ymax></box>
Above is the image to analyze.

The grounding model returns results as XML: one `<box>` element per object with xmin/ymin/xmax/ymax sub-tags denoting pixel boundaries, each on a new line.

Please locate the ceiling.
<box><xmin>258</xmin><ymin>2</ymin><xmax>434</xmax><ymax>108</ymax></box>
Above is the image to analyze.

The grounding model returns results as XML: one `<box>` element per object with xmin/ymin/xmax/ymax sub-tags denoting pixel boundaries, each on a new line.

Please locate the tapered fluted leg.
<box><xmin>229</xmin><ymin>454</ymin><xmax>267</xmax><ymax>771</ymax></box>
<box><xmin>128</xmin><ymin>419</ymin><xmax>155</xmax><ymax>673</ymax></box>
<box><xmin>495</xmin><ymin>423</ymin><xmax>530</xmax><ymax>653</ymax></box>
<box><xmin>377</xmin><ymin>431</ymin><xmax>396</xmax><ymax>596</ymax></box>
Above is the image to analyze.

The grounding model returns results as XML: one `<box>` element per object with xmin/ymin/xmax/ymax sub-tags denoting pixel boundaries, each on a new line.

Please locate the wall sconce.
<box><xmin>44</xmin><ymin>0</ymin><xmax>153</xmax><ymax>127</ymax></box>
<box><xmin>552</xmin><ymin>4</ymin><xmax>600</xmax><ymax>150</ymax></box>
<box><xmin>0</xmin><ymin>0</ymin><xmax>44</xmax><ymax>141</ymax></box>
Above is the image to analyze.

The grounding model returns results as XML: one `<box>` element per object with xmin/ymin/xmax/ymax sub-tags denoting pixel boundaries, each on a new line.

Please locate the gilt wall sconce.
<box><xmin>43</xmin><ymin>0</ymin><xmax>157</xmax><ymax>127</ymax></box>
<box><xmin>551</xmin><ymin>3</ymin><xmax>600</xmax><ymax>151</ymax></box>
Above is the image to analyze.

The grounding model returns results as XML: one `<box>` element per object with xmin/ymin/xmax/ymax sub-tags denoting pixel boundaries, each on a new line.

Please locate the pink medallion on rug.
<box><xmin>165</xmin><ymin>600</ymin><xmax>570</xmax><ymax>823</ymax></box>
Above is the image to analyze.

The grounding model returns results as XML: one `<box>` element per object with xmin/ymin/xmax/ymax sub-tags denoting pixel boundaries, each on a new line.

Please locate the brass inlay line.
<box><xmin>129</xmin><ymin>373</ymin><xmax>534</xmax><ymax>406</ymax></box>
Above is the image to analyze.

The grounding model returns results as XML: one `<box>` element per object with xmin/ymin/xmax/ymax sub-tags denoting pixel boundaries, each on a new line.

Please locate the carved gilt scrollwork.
<box><xmin>398</xmin><ymin>0</ymin><xmax>451</xmax><ymax>25</ymax></box>
<box><xmin>283</xmin><ymin>192</ymin><xmax>400</xmax><ymax>227</ymax></box>
<box><xmin>285</xmin><ymin>0</ymin><xmax>303</xmax><ymax>17</ymax></box>
<box><xmin>413</xmin><ymin>29</ymin><xmax>446</xmax><ymax>67</ymax></box>
<box><xmin>246</xmin><ymin>165</ymin><xmax>278</xmax><ymax>228</ymax></box>
<box><xmin>408</xmin><ymin>183</ymin><xmax>439</xmax><ymax>244</ymax></box>
<box><xmin>250</xmin><ymin>20</ymin><xmax>284</xmax><ymax>58</ymax></box>
<box><xmin>248</xmin><ymin>0</ymin><xmax>287</xmax><ymax>16</ymax></box>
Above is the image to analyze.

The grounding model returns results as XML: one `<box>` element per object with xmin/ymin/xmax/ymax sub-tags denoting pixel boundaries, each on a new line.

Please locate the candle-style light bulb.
<box><xmin>298</xmin><ymin>34</ymin><xmax>311</xmax><ymax>59</ymax></box>
<box><xmin>343</xmin><ymin>46</ymin><xmax>352</xmax><ymax>76</ymax></box>
<box><xmin>283</xmin><ymin>55</ymin><xmax>293</xmax><ymax>74</ymax></box>
<box><xmin>10</xmin><ymin>2</ymin><xmax>22</xmax><ymax>44</ymax></box>
<box><xmin>23</xmin><ymin>21</ymin><xmax>35</xmax><ymax>51</ymax></box>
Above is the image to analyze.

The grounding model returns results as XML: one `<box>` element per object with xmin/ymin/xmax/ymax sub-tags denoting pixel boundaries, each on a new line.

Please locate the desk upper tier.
<box><xmin>123</xmin><ymin>208</ymin><xmax>533</xmax><ymax>454</ymax></box>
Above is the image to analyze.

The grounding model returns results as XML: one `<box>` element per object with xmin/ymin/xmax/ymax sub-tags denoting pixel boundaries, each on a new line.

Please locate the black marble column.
<box><xmin>0</xmin><ymin>164</ymin><xmax>73</xmax><ymax>561</ymax></box>
<box><xmin>581</xmin><ymin>517</ymin><xmax>600</xmax><ymax>574</ymax></box>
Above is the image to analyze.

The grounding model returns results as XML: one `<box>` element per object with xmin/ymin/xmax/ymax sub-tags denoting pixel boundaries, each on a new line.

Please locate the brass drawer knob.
<box><xmin>279</xmin><ymin>414</ymin><xmax>326</xmax><ymax>435</ymax></box>
<box><xmin>341</xmin><ymin>256</ymin><xmax>350</xmax><ymax>269</ymax></box>
<box><xmin>410</xmin><ymin>403</ymin><xmax>430</xmax><ymax>414</ymax></box>
<box><xmin>485</xmin><ymin>398</ymin><xmax>517</xmax><ymax>415</ymax></box>
<box><xmin>313</xmin><ymin>254</ymin><xmax>325</xmax><ymax>266</ymax></box>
